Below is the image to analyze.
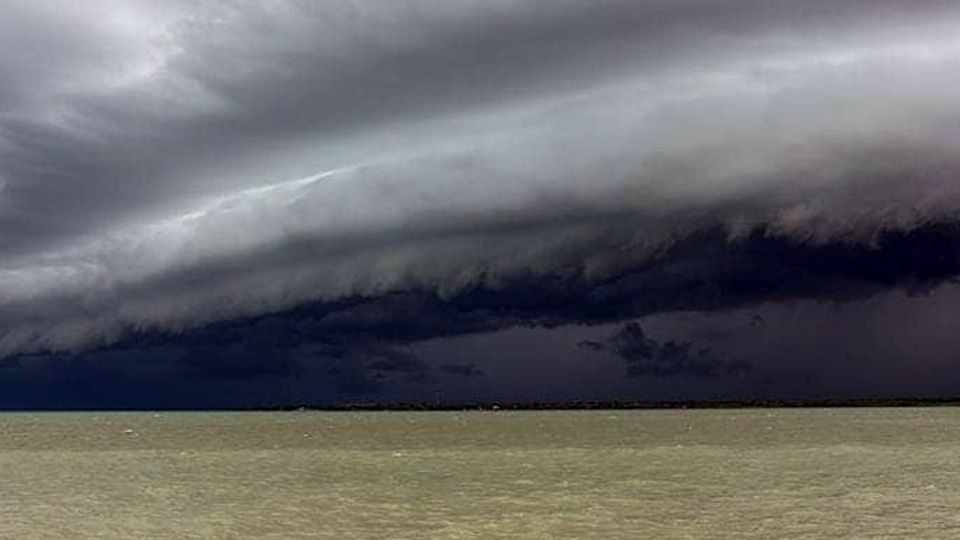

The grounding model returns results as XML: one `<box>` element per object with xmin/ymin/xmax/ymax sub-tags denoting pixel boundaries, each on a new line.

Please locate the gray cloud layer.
<box><xmin>3</xmin><ymin>0</ymin><xmax>960</xmax><ymax>356</ymax></box>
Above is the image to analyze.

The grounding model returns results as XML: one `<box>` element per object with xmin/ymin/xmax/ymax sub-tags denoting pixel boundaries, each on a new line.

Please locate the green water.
<box><xmin>2</xmin><ymin>408</ymin><xmax>960</xmax><ymax>539</ymax></box>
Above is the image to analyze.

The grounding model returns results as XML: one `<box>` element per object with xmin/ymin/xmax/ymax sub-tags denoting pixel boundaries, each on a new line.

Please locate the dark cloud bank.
<box><xmin>7</xmin><ymin>223</ymin><xmax>956</xmax><ymax>407</ymax></box>
<box><xmin>3</xmin><ymin>1</ymin><xmax>960</xmax><ymax>406</ymax></box>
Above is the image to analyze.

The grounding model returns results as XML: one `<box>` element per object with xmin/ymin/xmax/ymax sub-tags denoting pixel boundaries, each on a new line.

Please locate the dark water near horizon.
<box><xmin>2</xmin><ymin>408</ymin><xmax>959</xmax><ymax>539</ymax></box>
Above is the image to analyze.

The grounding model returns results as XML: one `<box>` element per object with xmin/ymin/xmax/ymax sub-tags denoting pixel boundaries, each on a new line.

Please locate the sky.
<box><xmin>2</xmin><ymin>0</ymin><xmax>960</xmax><ymax>408</ymax></box>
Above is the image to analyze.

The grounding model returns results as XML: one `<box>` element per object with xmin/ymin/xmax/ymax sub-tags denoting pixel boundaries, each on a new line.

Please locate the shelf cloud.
<box><xmin>3</xmin><ymin>0</ymin><xmax>960</xmax><ymax>358</ymax></box>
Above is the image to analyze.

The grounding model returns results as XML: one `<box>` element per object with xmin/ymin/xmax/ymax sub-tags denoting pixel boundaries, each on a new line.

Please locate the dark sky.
<box><xmin>2</xmin><ymin>1</ymin><xmax>960</xmax><ymax>408</ymax></box>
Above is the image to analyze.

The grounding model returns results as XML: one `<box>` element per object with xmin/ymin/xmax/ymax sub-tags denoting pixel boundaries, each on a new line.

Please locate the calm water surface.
<box><xmin>2</xmin><ymin>408</ymin><xmax>959</xmax><ymax>539</ymax></box>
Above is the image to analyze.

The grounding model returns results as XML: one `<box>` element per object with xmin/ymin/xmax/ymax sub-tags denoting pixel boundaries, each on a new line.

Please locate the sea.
<box><xmin>1</xmin><ymin>408</ymin><xmax>959</xmax><ymax>539</ymax></box>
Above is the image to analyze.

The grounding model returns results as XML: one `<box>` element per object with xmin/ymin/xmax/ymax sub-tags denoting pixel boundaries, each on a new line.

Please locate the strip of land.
<box><xmin>259</xmin><ymin>397</ymin><xmax>960</xmax><ymax>412</ymax></box>
<box><xmin>8</xmin><ymin>397</ymin><xmax>960</xmax><ymax>412</ymax></box>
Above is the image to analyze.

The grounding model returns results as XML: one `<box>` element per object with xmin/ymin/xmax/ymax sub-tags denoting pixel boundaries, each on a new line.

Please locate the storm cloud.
<box><xmin>584</xmin><ymin>321</ymin><xmax>753</xmax><ymax>379</ymax></box>
<box><xmin>3</xmin><ymin>0</ymin><xmax>960</xmax><ymax>360</ymax></box>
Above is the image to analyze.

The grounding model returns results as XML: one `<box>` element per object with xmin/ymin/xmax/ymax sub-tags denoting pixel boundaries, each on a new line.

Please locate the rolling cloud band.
<box><xmin>3</xmin><ymin>0</ymin><xmax>960</xmax><ymax>357</ymax></box>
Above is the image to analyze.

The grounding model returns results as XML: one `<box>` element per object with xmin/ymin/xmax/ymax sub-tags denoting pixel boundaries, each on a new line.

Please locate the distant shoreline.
<box><xmin>6</xmin><ymin>397</ymin><xmax>960</xmax><ymax>412</ymax></box>
<box><xmin>255</xmin><ymin>397</ymin><xmax>960</xmax><ymax>412</ymax></box>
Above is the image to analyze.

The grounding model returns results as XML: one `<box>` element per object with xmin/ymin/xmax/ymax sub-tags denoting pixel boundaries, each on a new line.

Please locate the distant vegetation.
<box><xmin>259</xmin><ymin>397</ymin><xmax>960</xmax><ymax>412</ymax></box>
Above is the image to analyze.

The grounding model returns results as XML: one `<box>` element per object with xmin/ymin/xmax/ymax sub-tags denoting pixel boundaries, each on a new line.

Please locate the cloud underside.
<box><xmin>37</xmin><ymin>223</ymin><xmax>960</xmax><ymax>367</ymax></box>
<box><xmin>3</xmin><ymin>1</ymin><xmax>960</xmax><ymax>358</ymax></box>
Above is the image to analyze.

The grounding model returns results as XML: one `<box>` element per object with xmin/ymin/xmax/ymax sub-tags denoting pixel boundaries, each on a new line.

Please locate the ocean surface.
<box><xmin>2</xmin><ymin>408</ymin><xmax>959</xmax><ymax>539</ymax></box>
